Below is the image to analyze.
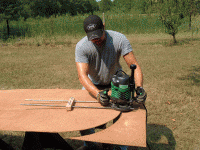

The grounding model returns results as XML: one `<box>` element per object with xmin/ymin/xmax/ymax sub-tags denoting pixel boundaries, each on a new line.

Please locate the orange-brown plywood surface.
<box><xmin>71</xmin><ymin>105</ymin><xmax>146</xmax><ymax>147</ymax></box>
<box><xmin>0</xmin><ymin>89</ymin><xmax>120</xmax><ymax>132</ymax></box>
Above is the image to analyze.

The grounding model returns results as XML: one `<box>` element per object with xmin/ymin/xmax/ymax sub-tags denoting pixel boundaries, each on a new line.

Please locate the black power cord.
<box><xmin>142</xmin><ymin>103</ymin><xmax>151</xmax><ymax>150</ymax></box>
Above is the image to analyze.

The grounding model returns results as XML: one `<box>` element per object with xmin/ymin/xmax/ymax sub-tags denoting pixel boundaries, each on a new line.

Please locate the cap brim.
<box><xmin>87</xmin><ymin>29</ymin><xmax>103</xmax><ymax>41</ymax></box>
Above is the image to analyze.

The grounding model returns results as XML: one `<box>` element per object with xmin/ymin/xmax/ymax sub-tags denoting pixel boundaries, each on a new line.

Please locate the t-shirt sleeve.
<box><xmin>75</xmin><ymin>43</ymin><xmax>89</xmax><ymax>63</ymax></box>
<box><xmin>120</xmin><ymin>34</ymin><xmax>133</xmax><ymax>56</ymax></box>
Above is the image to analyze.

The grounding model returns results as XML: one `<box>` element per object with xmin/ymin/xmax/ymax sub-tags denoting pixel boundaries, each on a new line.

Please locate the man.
<box><xmin>75</xmin><ymin>15</ymin><xmax>146</xmax><ymax>150</ymax></box>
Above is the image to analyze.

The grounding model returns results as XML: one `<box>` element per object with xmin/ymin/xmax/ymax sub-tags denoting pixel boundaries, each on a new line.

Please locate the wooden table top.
<box><xmin>0</xmin><ymin>89</ymin><xmax>120</xmax><ymax>132</ymax></box>
<box><xmin>70</xmin><ymin>104</ymin><xmax>147</xmax><ymax>147</ymax></box>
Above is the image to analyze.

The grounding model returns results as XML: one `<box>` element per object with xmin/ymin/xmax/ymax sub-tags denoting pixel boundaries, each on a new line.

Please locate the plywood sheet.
<box><xmin>71</xmin><ymin>105</ymin><xmax>146</xmax><ymax>147</ymax></box>
<box><xmin>0</xmin><ymin>89</ymin><xmax>120</xmax><ymax>132</ymax></box>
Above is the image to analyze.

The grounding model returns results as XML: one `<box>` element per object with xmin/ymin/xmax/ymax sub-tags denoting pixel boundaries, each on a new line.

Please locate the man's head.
<box><xmin>84</xmin><ymin>15</ymin><xmax>105</xmax><ymax>43</ymax></box>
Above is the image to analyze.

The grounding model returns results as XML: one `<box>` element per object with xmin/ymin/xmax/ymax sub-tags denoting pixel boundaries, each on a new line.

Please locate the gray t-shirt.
<box><xmin>75</xmin><ymin>30</ymin><xmax>133</xmax><ymax>85</ymax></box>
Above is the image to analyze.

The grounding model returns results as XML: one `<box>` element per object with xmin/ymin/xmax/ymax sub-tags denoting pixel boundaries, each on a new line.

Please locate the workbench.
<box><xmin>0</xmin><ymin>89</ymin><xmax>147</xmax><ymax>149</ymax></box>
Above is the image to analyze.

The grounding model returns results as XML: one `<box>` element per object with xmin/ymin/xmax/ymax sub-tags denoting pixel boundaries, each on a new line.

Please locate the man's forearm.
<box><xmin>134</xmin><ymin>66</ymin><xmax>143</xmax><ymax>87</ymax></box>
<box><xmin>123</xmin><ymin>52</ymin><xmax>143</xmax><ymax>87</ymax></box>
<box><xmin>78</xmin><ymin>74</ymin><xmax>100</xmax><ymax>98</ymax></box>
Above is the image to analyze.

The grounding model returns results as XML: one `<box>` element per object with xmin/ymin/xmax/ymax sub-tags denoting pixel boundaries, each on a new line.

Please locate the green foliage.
<box><xmin>68</xmin><ymin>0</ymin><xmax>97</xmax><ymax>15</ymax></box>
<box><xmin>0</xmin><ymin>0</ymin><xmax>22</xmax><ymax>38</ymax></box>
<box><xmin>0</xmin><ymin>13</ymin><xmax>165</xmax><ymax>41</ymax></box>
<box><xmin>99</xmin><ymin>0</ymin><xmax>112</xmax><ymax>12</ymax></box>
<box><xmin>0</xmin><ymin>0</ymin><xmax>21</xmax><ymax>20</ymax></box>
<box><xmin>58</xmin><ymin>0</ymin><xmax>71</xmax><ymax>15</ymax></box>
<box><xmin>181</xmin><ymin>0</ymin><xmax>199</xmax><ymax>17</ymax></box>
<box><xmin>112</xmin><ymin>0</ymin><xmax>132</xmax><ymax>13</ymax></box>
<box><xmin>134</xmin><ymin>0</ymin><xmax>149</xmax><ymax>14</ymax></box>
<box><xmin>1</xmin><ymin>12</ymin><xmax>199</xmax><ymax>41</ymax></box>
<box><xmin>31</xmin><ymin>0</ymin><xmax>61</xmax><ymax>18</ymax></box>
<box><xmin>0</xmin><ymin>0</ymin><xmax>99</xmax><ymax>20</ymax></box>
<box><xmin>0</xmin><ymin>0</ymin><xmax>100</xmax><ymax>39</ymax></box>
<box><xmin>0</xmin><ymin>0</ymin><xmax>199</xmax><ymax>41</ymax></box>
<box><xmin>155</xmin><ymin>0</ymin><xmax>186</xmax><ymax>43</ymax></box>
<box><xmin>19</xmin><ymin>0</ymin><xmax>33</xmax><ymax>20</ymax></box>
<box><xmin>30</xmin><ymin>0</ymin><xmax>99</xmax><ymax>17</ymax></box>
<box><xmin>105</xmin><ymin>13</ymin><xmax>165</xmax><ymax>34</ymax></box>
<box><xmin>181</xmin><ymin>0</ymin><xmax>199</xmax><ymax>29</ymax></box>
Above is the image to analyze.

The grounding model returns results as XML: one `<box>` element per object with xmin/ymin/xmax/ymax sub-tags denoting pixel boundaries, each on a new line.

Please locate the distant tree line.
<box><xmin>0</xmin><ymin>0</ymin><xmax>99</xmax><ymax>36</ymax></box>
<box><xmin>0</xmin><ymin>0</ymin><xmax>200</xmax><ymax>42</ymax></box>
<box><xmin>0</xmin><ymin>0</ymin><xmax>100</xmax><ymax>20</ymax></box>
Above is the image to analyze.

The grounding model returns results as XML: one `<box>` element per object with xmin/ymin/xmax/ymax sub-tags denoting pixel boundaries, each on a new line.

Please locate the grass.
<box><xmin>0</xmin><ymin>36</ymin><xmax>80</xmax><ymax>90</ymax></box>
<box><xmin>131</xmin><ymin>35</ymin><xmax>200</xmax><ymax>150</ymax></box>
<box><xmin>0</xmin><ymin>31</ymin><xmax>200</xmax><ymax>150</ymax></box>
<box><xmin>1</xmin><ymin>13</ymin><xmax>199</xmax><ymax>42</ymax></box>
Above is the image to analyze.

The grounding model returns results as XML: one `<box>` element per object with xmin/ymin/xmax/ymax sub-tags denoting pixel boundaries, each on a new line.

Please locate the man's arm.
<box><xmin>76</xmin><ymin>62</ymin><xmax>100</xmax><ymax>98</ymax></box>
<box><xmin>123</xmin><ymin>51</ymin><xmax>143</xmax><ymax>87</ymax></box>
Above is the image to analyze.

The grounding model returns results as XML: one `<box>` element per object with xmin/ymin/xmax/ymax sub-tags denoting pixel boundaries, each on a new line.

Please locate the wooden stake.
<box><xmin>103</xmin><ymin>12</ymin><xmax>105</xmax><ymax>29</ymax></box>
<box><xmin>66</xmin><ymin>97</ymin><xmax>75</xmax><ymax>111</ymax></box>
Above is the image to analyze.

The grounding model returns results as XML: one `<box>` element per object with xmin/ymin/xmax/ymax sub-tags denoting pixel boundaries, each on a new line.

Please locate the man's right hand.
<box><xmin>97</xmin><ymin>89</ymin><xmax>110</xmax><ymax>106</ymax></box>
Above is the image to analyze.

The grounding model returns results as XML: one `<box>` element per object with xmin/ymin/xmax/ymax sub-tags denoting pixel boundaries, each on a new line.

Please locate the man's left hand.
<box><xmin>135</xmin><ymin>87</ymin><xmax>147</xmax><ymax>103</ymax></box>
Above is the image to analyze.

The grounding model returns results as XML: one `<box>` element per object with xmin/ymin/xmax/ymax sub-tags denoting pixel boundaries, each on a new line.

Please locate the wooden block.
<box><xmin>66</xmin><ymin>97</ymin><xmax>75</xmax><ymax>111</ymax></box>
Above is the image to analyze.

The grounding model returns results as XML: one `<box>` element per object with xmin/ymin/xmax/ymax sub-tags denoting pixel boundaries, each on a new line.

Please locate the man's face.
<box><xmin>91</xmin><ymin>31</ymin><xmax>106</xmax><ymax>47</ymax></box>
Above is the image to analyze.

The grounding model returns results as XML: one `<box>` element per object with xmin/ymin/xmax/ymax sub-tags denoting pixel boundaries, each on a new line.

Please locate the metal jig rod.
<box><xmin>21</xmin><ymin>103</ymin><xmax>116</xmax><ymax>110</ymax></box>
<box><xmin>25</xmin><ymin>99</ymin><xmax>99</xmax><ymax>103</ymax></box>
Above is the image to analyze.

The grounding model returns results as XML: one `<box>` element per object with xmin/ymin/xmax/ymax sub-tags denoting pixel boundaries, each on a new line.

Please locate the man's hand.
<box><xmin>97</xmin><ymin>89</ymin><xmax>110</xmax><ymax>106</ymax></box>
<box><xmin>135</xmin><ymin>87</ymin><xmax>147</xmax><ymax>103</ymax></box>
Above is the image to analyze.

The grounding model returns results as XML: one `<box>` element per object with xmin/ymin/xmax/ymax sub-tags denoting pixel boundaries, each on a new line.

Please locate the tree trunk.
<box><xmin>6</xmin><ymin>19</ymin><xmax>10</xmax><ymax>37</ymax></box>
<box><xmin>172</xmin><ymin>33</ymin><xmax>177</xmax><ymax>43</ymax></box>
<box><xmin>189</xmin><ymin>14</ymin><xmax>192</xmax><ymax>30</ymax></box>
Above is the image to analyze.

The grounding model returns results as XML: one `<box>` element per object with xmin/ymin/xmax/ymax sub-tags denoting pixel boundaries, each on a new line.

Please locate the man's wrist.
<box><xmin>96</xmin><ymin>90</ymin><xmax>101</xmax><ymax>99</ymax></box>
<box><xmin>136</xmin><ymin>86</ymin><xmax>143</xmax><ymax>89</ymax></box>
<box><xmin>96</xmin><ymin>92</ymin><xmax>100</xmax><ymax>100</ymax></box>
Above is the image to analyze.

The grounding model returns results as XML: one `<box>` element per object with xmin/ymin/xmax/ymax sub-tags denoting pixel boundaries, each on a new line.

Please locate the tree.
<box><xmin>99</xmin><ymin>0</ymin><xmax>112</xmax><ymax>12</ymax></box>
<box><xmin>67</xmin><ymin>0</ymin><xmax>98</xmax><ymax>16</ymax></box>
<box><xmin>88</xmin><ymin>0</ymin><xmax>99</xmax><ymax>14</ymax></box>
<box><xmin>31</xmin><ymin>0</ymin><xmax>61</xmax><ymax>18</ymax></box>
<box><xmin>112</xmin><ymin>0</ymin><xmax>133</xmax><ymax>12</ymax></box>
<box><xmin>156</xmin><ymin>0</ymin><xmax>185</xmax><ymax>43</ymax></box>
<box><xmin>181</xmin><ymin>0</ymin><xmax>199</xmax><ymax>29</ymax></box>
<box><xmin>0</xmin><ymin>0</ymin><xmax>21</xmax><ymax>37</ymax></box>
<box><xmin>58</xmin><ymin>0</ymin><xmax>72</xmax><ymax>15</ymax></box>
<box><xmin>134</xmin><ymin>0</ymin><xmax>149</xmax><ymax>14</ymax></box>
<box><xmin>19</xmin><ymin>0</ymin><xmax>34</xmax><ymax>20</ymax></box>
<box><xmin>132</xmin><ymin>0</ymin><xmax>155</xmax><ymax>14</ymax></box>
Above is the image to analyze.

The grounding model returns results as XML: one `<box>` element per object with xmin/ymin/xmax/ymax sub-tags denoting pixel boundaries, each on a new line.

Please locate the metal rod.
<box><xmin>21</xmin><ymin>103</ymin><xmax>135</xmax><ymax>111</ymax></box>
<box><xmin>21</xmin><ymin>103</ymin><xmax>66</xmax><ymax>107</ymax></box>
<box><xmin>73</xmin><ymin>106</ymin><xmax>112</xmax><ymax>109</ymax></box>
<box><xmin>25</xmin><ymin>99</ymin><xmax>98</xmax><ymax>103</ymax></box>
<box><xmin>21</xmin><ymin>103</ymin><xmax>112</xmax><ymax>109</ymax></box>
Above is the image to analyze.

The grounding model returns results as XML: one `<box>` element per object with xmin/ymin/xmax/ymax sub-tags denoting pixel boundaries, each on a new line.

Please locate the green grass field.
<box><xmin>0</xmin><ymin>15</ymin><xmax>200</xmax><ymax>150</ymax></box>
<box><xmin>0</xmin><ymin>12</ymin><xmax>199</xmax><ymax>42</ymax></box>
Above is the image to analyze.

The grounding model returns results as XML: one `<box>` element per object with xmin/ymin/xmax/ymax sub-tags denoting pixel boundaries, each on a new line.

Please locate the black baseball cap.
<box><xmin>83</xmin><ymin>15</ymin><xmax>104</xmax><ymax>41</ymax></box>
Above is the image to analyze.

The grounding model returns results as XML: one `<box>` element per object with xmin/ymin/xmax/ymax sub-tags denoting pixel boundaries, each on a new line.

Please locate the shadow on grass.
<box><xmin>0</xmin><ymin>135</ymin><xmax>24</xmax><ymax>150</ymax></box>
<box><xmin>178</xmin><ymin>66</ymin><xmax>200</xmax><ymax>86</ymax></box>
<box><xmin>146</xmin><ymin>124</ymin><xmax>176</xmax><ymax>150</ymax></box>
<box><xmin>0</xmin><ymin>132</ymin><xmax>82</xmax><ymax>150</ymax></box>
<box><xmin>0</xmin><ymin>138</ymin><xmax>15</xmax><ymax>150</ymax></box>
